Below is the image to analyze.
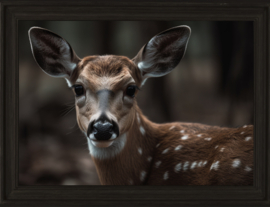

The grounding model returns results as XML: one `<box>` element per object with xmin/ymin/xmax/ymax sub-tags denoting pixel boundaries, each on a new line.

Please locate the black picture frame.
<box><xmin>0</xmin><ymin>0</ymin><xmax>269</xmax><ymax>206</ymax></box>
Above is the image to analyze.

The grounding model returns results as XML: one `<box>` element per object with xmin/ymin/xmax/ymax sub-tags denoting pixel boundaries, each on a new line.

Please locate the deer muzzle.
<box><xmin>87</xmin><ymin>114</ymin><xmax>119</xmax><ymax>148</ymax></box>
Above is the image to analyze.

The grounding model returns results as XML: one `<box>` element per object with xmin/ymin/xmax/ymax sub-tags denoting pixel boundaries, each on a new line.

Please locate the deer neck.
<box><xmin>91</xmin><ymin>104</ymin><xmax>159</xmax><ymax>185</ymax></box>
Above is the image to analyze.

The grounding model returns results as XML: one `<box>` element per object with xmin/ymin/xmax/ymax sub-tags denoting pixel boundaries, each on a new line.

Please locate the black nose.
<box><xmin>87</xmin><ymin>114</ymin><xmax>119</xmax><ymax>141</ymax></box>
<box><xmin>93</xmin><ymin>121</ymin><xmax>113</xmax><ymax>140</ymax></box>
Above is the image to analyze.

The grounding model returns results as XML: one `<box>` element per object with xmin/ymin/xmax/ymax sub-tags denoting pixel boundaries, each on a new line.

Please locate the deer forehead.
<box><xmin>75</xmin><ymin>55</ymin><xmax>138</xmax><ymax>91</ymax></box>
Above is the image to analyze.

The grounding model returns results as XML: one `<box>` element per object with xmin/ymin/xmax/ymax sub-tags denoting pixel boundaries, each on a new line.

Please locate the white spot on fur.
<box><xmin>183</xmin><ymin>161</ymin><xmax>189</xmax><ymax>171</ymax></box>
<box><xmin>190</xmin><ymin>161</ymin><xmax>197</xmax><ymax>169</ymax></box>
<box><xmin>204</xmin><ymin>138</ymin><xmax>212</xmax><ymax>141</ymax></box>
<box><xmin>155</xmin><ymin>161</ymin><xmax>162</xmax><ymax>168</ymax></box>
<box><xmin>220</xmin><ymin>147</ymin><xmax>225</xmax><ymax>152</ymax></box>
<box><xmin>215</xmin><ymin>145</ymin><xmax>219</xmax><ymax>149</ymax></box>
<box><xmin>175</xmin><ymin>163</ymin><xmax>182</xmax><ymax>172</ymax></box>
<box><xmin>169</xmin><ymin>126</ymin><xmax>175</xmax><ymax>130</ymax></box>
<box><xmin>147</xmin><ymin>156</ymin><xmax>152</xmax><ymax>162</ymax></box>
<box><xmin>210</xmin><ymin>161</ymin><xmax>219</xmax><ymax>170</ymax></box>
<box><xmin>243</xmin><ymin>125</ymin><xmax>247</xmax><ymax>128</ymax></box>
<box><xmin>137</xmin><ymin>113</ymin><xmax>141</xmax><ymax>124</ymax></box>
<box><xmin>232</xmin><ymin>159</ymin><xmax>241</xmax><ymax>168</ymax></box>
<box><xmin>203</xmin><ymin>161</ymin><xmax>208</xmax><ymax>166</ymax></box>
<box><xmin>180</xmin><ymin>130</ymin><xmax>185</xmax><ymax>133</ymax></box>
<box><xmin>140</xmin><ymin>126</ymin><xmax>145</xmax><ymax>135</ymax></box>
<box><xmin>87</xmin><ymin>133</ymin><xmax>127</xmax><ymax>159</ymax></box>
<box><xmin>156</xmin><ymin>143</ymin><xmax>160</xmax><ymax>148</ymax></box>
<box><xmin>140</xmin><ymin>171</ymin><xmax>146</xmax><ymax>181</ymax></box>
<box><xmin>162</xmin><ymin>148</ymin><xmax>169</xmax><ymax>154</ymax></box>
<box><xmin>163</xmin><ymin>171</ymin><xmax>169</xmax><ymax>180</ymax></box>
<box><xmin>198</xmin><ymin>161</ymin><xmax>203</xmax><ymax>167</ymax></box>
<box><xmin>138</xmin><ymin>147</ymin><xmax>142</xmax><ymax>155</ymax></box>
<box><xmin>197</xmin><ymin>134</ymin><xmax>202</xmax><ymax>137</ymax></box>
<box><xmin>245</xmin><ymin>166</ymin><xmax>252</xmax><ymax>172</ymax></box>
<box><xmin>245</xmin><ymin>136</ymin><xmax>252</xmax><ymax>141</ymax></box>
<box><xmin>241</xmin><ymin>131</ymin><xmax>245</xmax><ymax>134</ymax></box>
<box><xmin>181</xmin><ymin>135</ymin><xmax>189</xmax><ymax>140</ymax></box>
<box><xmin>175</xmin><ymin>145</ymin><xmax>182</xmax><ymax>151</ymax></box>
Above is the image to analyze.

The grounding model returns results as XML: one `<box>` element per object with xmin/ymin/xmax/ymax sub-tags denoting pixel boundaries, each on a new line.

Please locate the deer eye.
<box><xmin>126</xmin><ymin>85</ymin><xmax>137</xmax><ymax>98</ymax></box>
<box><xmin>73</xmin><ymin>85</ymin><xmax>84</xmax><ymax>97</ymax></box>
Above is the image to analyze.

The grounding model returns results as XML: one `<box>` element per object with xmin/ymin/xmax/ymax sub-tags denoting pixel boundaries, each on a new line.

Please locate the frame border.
<box><xmin>1</xmin><ymin>0</ymin><xmax>269</xmax><ymax>206</ymax></box>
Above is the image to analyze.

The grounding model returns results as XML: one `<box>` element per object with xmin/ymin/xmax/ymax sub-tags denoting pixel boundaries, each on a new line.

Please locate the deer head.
<box><xmin>28</xmin><ymin>26</ymin><xmax>191</xmax><ymax>158</ymax></box>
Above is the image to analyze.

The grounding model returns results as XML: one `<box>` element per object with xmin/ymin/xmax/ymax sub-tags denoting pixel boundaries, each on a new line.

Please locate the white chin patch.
<box><xmin>87</xmin><ymin>133</ymin><xmax>127</xmax><ymax>160</ymax></box>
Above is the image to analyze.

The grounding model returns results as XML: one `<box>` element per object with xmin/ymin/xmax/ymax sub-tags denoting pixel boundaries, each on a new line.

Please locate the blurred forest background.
<box><xmin>19</xmin><ymin>21</ymin><xmax>254</xmax><ymax>185</ymax></box>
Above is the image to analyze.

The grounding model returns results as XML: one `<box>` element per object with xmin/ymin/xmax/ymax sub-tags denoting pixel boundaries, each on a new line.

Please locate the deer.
<box><xmin>28</xmin><ymin>25</ymin><xmax>253</xmax><ymax>185</ymax></box>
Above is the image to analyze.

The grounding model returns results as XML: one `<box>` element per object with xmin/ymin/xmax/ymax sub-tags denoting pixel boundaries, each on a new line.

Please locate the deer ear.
<box><xmin>133</xmin><ymin>25</ymin><xmax>191</xmax><ymax>83</ymax></box>
<box><xmin>28</xmin><ymin>27</ymin><xmax>80</xmax><ymax>78</ymax></box>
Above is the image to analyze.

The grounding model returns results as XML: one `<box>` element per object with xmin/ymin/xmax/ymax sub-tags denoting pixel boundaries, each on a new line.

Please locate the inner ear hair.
<box><xmin>28</xmin><ymin>26</ymin><xmax>80</xmax><ymax>78</ymax></box>
<box><xmin>133</xmin><ymin>25</ymin><xmax>191</xmax><ymax>82</ymax></box>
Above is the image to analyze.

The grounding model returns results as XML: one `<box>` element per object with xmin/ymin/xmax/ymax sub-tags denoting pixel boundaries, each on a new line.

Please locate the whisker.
<box><xmin>59</xmin><ymin>104</ymin><xmax>74</xmax><ymax>113</ymax></box>
<box><xmin>59</xmin><ymin>105</ymin><xmax>75</xmax><ymax>117</ymax></box>
<box><xmin>66</xmin><ymin>125</ymin><xmax>81</xmax><ymax>135</ymax></box>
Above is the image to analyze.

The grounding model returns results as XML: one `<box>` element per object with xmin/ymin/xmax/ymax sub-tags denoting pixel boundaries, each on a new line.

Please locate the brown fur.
<box><xmin>147</xmin><ymin>122</ymin><xmax>253</xmax><ymax>185</ymax></box>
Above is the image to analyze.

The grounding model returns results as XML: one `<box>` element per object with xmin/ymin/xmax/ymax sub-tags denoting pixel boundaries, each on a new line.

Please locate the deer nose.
<box><xmin>87</xmin><ymin>114</ymin><xmax>119</xmax><ymax>141</ymax></box>
<box><xmin>93</xmin><ymin>121</ymin><xmax>113</xmax><ymax>140</ymax></box>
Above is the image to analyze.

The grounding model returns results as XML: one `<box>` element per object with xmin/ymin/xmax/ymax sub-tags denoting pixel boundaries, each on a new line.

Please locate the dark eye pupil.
<box><xmin>126</xmin><ymin>86</ymin><xmax>136</xmax><ymax>97</ymax></box>
<box><xmin>74</xmin><ymin>85</ymin><xmax>84</xmax><ymax>96</ymax></box>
